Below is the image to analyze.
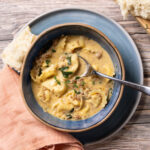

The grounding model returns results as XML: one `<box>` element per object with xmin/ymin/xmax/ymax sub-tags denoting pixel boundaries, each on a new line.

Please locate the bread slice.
<box><xmin>116</xmin><ymin>0</ymin><xmax>150</xmax><ymax>20</ymax></box>
<box><xmin>1</xmin><ymin>26</ymin><xmax>37</xmax><ymax>72</ymax></box>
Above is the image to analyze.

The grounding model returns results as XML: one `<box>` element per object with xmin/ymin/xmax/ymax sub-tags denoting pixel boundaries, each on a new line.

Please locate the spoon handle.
<box><xmin>95</xmin><ymin>71</ymin><xmax>150</xmax><ymax>96</ymax></box>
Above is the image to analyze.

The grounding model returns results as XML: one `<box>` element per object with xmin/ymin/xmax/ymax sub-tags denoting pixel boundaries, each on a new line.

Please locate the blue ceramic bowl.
<box><xmin>21</xmin><ymin>23</ymin><xmax>125</xmax><ymax>132</ymax></box>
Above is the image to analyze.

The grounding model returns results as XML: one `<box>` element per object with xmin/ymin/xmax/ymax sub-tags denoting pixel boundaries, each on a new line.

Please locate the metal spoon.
<box><xmin>78</xmin><ymin>55</ymin><xmax>150</xmax><ymax>96</ymax></box>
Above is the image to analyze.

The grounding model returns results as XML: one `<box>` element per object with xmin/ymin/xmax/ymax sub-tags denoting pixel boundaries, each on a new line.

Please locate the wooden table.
<box><xmin>0</xmin><ymin>0</ymin><xmax>150</xmax><ymax>149</ymax></box>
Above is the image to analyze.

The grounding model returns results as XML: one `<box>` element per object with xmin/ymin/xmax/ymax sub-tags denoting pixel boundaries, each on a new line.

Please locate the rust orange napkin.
<box><xmin>0</xmin><ymin>66</ymin><xmax>84</xmax><ymax>150</ymax></box>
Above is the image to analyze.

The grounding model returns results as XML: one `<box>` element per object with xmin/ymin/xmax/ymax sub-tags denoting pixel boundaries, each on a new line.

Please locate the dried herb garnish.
<box><xmin>66</xmin><ymin>108</ymin><xmax>74</xmax><ymax>119</ymax></box>
<box><xmin>66</xmin><ymin>56</ymin><xmax>71</xmax><ymax>65</ymax></box>
<box><xmin>62</xmin><ymin>71</ymin><xmax>73</xmax><ymax>78</ymax></box>
<box><xmin>52</xmin><ymin>49</ymin><xmax>56</xmax><ymax>53</ymax></box>
<box><xmin>92</xmin><ymin>80</ymin><xmax>95</xmax><ymax>85</ymax></box>
<box><xmin>65</xmin><ymin>80</ymin><xmax>70</xmax><ymax>84</ymax></box>
<box><xmin>59</xmin><ymin>66</ymin><xmax>72</xmax><ymax>78</ymax></box>
<box><xmin>81</xmin><ymin>81</ymin><xmax>85</xmax><ymax>86</ymax></box>
<box><xmin>45</xmin><ymin>59</ymin><xmax>50</xmax><ymax>66</ymax></box>
<box><xmin>69</xmin><ymin>108</ymin><xmax>74</xmax><ymax>113</ymax></box>
<box><xmin>59</xmin><ymin>66</ymin><xmax>69</xmax><ymax>71</ymax></box>
<box><xmin>38</xmin><ymin>68</ymin><xmax>42</xmax><ymax>76</ymax></box>
<box><xmin>75</xmin><ymin>76</ymin><xmax>80</xmax><ymax>80</ymax></box>
<box><xmin>74</xmin><ymin>89</ymin><xmax>81</xmax><ymax>94</ymax></box>
<box><xmin>99</xmin><ymin>81</ymin><xmax>102</xmax><ymax>84</ymax></box>
<box><xmin>54</xmin><ymin>76</ymin><xmax>61</xmax><ymax>85</ymax></box>
<box><xmin>73</xmin><ymin>83</ymin><xmax>78</xmax><ymax>88</ymax></box>
<box><xmin>66</xmin><ymin>114</ymin><xmax>72</xmax><ymax>119</ymax></box>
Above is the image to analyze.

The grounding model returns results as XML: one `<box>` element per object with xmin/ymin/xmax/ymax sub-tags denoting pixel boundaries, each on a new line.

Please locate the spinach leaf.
<box><xmin>65</xmin><ymin>80</ymin><xmax>70</xmax><ymax>84</ymax></box>
<box><xmin>75</xmin><ymin>76</ymin><xmax>80</xmax><ymax>80</ymax></box>
<box><xmin>74</xmin><ymin>89</ymin><xmax>80</xmax><ymax>94</ymax></box>
<box><xmin>73</xmin><ymin>83</ymin><xmax>78</xmax><ymax>88</ymax></box>
<box><xmin>69</xmin><ymin>108</ymin><xmax>74</xmax><ymax>113</ymax></box>
<box><xmin>54</xmin><ymin>76</ymin><xmax>61</xmax><ymax>85</ymax></box>
<box><xmin>66</xmin><ymin>114</ymin><xmax>72</xmax><ymax>119</ymax></box>
<box><xmin>59</xmin><ymin>66</ymin><xmax>73</xmax><ymax>78</ymax></box>
<box><xmin>52</xmin><ymin>49</ymin><xmax>56</xmax><ymax>53</ymax></box>
<box><xmin>66</xmin><ymin>56</ymin><xmax>71</xmax><ymax>65</ymax></box>
<box><xmin>45</xmin><ymin>60</ymin><xmax>50</xmax><ymax>66</ymax></box>
<box><xmin>38</xmin><ymin>68</ymin><xmax>42</xmax><ymax>76</ymax></box>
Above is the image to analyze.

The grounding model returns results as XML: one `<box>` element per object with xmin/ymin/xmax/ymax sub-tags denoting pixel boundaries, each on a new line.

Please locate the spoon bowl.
<box><xmin>79</xmin><ymin>55</ymin><xmax>150</xmax><ymax>96</ymax></box>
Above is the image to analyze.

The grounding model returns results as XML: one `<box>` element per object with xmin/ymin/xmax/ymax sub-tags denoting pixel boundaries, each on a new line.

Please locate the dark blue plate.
<box><xmin>21</xmin><ymin>9</ymin><xmax>143</xmax><ymax>145</ymax></box>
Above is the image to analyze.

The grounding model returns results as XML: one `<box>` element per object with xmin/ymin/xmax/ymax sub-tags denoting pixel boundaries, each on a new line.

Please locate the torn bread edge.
<box><xmin>1</xmin><ymin>26</ymin><xmax>37</xmax><ymax>72</ymax></box>
<box><xmin>115</xmin><ymin>0</ymin><xmax>150</xmax><ymax>20</ymax></box>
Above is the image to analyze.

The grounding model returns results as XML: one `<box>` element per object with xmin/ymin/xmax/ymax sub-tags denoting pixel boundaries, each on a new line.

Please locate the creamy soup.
<box><xmin>30</xmin><ymin>35</ymin><xmax>115</xmax><ymax>120</ymax></box>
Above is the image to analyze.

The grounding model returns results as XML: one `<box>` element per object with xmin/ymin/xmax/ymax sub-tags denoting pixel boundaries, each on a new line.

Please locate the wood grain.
<box><xmin>84</xmin><ymin>124</ymin><xmax>150</xmax><ymax>150</ymax></box>
<box><xmin>0</xmin><ymin>0</ymin><xmax>150</xmax><ymax>150</ymax></box>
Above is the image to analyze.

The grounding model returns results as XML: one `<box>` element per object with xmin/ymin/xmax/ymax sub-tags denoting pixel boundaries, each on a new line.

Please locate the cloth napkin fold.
<box><xmin>0</xmin><ymin>66</ymin><xmax>83</xmax><ymax>150</ymax></box>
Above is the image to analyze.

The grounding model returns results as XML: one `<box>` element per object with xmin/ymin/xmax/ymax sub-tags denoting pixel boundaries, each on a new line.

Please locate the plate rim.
<box><xmin>19</xmin><ymin>8</ymin><xmax>144</xmax><ymax>144</ymax></box>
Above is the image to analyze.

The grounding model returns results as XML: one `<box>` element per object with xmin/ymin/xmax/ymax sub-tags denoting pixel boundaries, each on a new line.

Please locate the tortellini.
<box><xmin>65</xmin><ymin>36</ymin><xmax>85</xmax><ymax>52</ymax></box>
<box><xmin>37</xmin><ymin>87</ymin><xmax>51</xmax><ymax>103</ymax></box>
<box><xmin>42</xmin><ymin>77</ymin><xmax>67</xmax><ymax>97</ymax></box>
<box><xmin>54</xmin><ymin>36</ymin><xmax>67</xmax><ymax>52</ymax></box>
<box><xmin>31</xmin><ymin>35</ymin><xmax>114</xmax><ymax>120</ymax></box>
<box><xmin>30</xmin><ymin>64</ymin><xmax>56</xmax><ymax>83</ymax></box>
<box><xmin>83</xmin><ymin>38</ymin><xmax>103</xmax><ymax>59</ymax></box>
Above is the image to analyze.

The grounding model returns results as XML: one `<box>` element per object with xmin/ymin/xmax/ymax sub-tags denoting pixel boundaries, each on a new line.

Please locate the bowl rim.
<box><xmin>20</xmin><ymin>23</ymin><xmax>125</xmax><ymax>132</ymax></box>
